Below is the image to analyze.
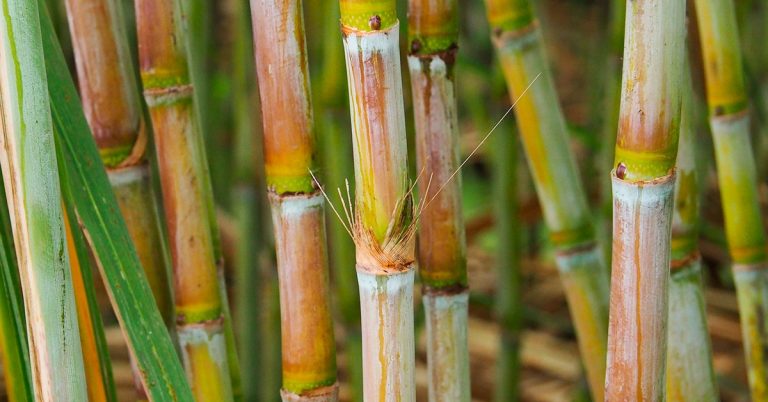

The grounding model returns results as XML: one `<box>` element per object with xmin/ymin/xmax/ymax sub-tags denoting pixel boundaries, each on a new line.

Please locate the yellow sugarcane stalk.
<box><xmin>484</xmin><ymin>0</ymin><xmax>609</xmax><ymax>399</ymax></box>
<box><xmin>664</xmin><ymin>63</ymin><xmax>718</xmax><ymax>402</ymax></box>
<box><xmin>694</xmin><ymin>0</ymin><xmax>768</xmax><ymax>398</ymax></box>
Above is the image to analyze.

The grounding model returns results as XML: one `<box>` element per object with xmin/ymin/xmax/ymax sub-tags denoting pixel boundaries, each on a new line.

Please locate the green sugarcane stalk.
<box><xmin>694</xmin><ymin>0</ymin><xmax>768</xmax><ymax>398</ymax></box>
<box><xmin>664</xmin><ymin>63</ymin><xmax>718</xmax><ymax>401</ymax></box>
<box><xmin>484</xmin><ymin>1</ymin><xmax>610</xmax><ymax>399</ymax></box>
<box><xmin>0</xmin><ymin>0</ymin><xmax>88</xmax><ymax>399</ymax></box>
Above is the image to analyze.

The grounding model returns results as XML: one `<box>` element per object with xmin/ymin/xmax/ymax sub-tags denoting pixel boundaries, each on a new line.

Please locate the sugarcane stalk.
<box><xmin>251</xmin><ymin>0</ymin><xmax>338</xmax><ymax>400</ymax></box>
<box><xmin>605</xmin><ymin>0</ymin><xmax>686</xmax><ymax>399</ymax></box>
<box><xmin>664</xmin><ymin>65</ymin><xmax>718</xmax><ymax>401</ymax></box>
<box><xmin>178</xmin><ymin>3</ymin><xmax>244</xmax><ymax>394</ymax></box>
<box><xmin>62</xmin><ymin>0</ymin><xmax>176</xmax><ymax>397</ymax></box>
<box><xmin>484</xmin><ymin>1</ymin><xmax>610</xmax><ymax>399</ymax></box>
<box><xmin>337</xmin><ymin>1</ymin><xmax>416</xmax><ymax>400</ymax></box>
<box><xmin>694</xmin><ymin>0</ymin><xmax>768</xmax><ymax>398</ymax></box>
<box><xmin>135</xmin><ymin>0</ymin><xmax>235</xmax><ymax>399</ymax></box>
<box><xmin>407</xmin><ymin>0</ymin><xmax>469</xmax><ymax>400</ymax></box>
<box><xmin>0</xmin><ymin>0</ymin><xmax>88</xmax><ymax>400</ymax></box>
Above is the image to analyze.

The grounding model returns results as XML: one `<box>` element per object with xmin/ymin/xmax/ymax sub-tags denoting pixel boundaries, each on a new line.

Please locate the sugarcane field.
<box><xmin>0</xmin><ymin>0</ymin><xmax>767</xmax><ymax>400</ymax></box>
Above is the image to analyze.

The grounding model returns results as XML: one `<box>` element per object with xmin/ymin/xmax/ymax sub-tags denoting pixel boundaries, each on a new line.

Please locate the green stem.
<box><xmin>493</xmin><ymin>126</ymin><xmax>522</xmax><ymax>402</ymax></box>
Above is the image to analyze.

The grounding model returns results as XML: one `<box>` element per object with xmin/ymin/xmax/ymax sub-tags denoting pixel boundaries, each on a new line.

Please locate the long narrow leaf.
<box><xmin>38</xmin><ymin>4</ymin><xmax>194</xmax><ymax>401</ymax></box>
<box><xmin>0</xmin><ymin>0</ymin><xmax>87</xmax><ymax>399</ymax></box>
<box><xmin>0</xmin><ymin>175</ymin><xmax>33</xmax><ymax>401</ymax></box>
<box><xmin>61</xmin><ymin>178</ymin><xmax>117</xmax><ymax>402</ymax></box>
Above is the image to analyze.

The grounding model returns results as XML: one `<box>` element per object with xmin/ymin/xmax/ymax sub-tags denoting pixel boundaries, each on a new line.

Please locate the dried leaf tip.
<box><xmin>311</xmin><ymin>171</ymin><xmax>423</xmax><ymax>275</ymax></box>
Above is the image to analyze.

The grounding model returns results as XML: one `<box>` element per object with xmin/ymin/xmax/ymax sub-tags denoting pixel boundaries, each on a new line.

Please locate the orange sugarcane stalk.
<box><xmin>407</xmin><ymin>0</ymin><xmax>469</xmax><ymax>400</ymax></box>
<box><xmin>251</xmin><ymin>0</ymin><xmax>338</xmax><ymax>400</ymax></box>
<box><xmin>135</xmin><ymin>0</ymin><xmax>235</xmax><ymax>399</ymax></box>
<box><xmin>63</xmin><ymin>0</ymin><xmax>174</xmax><ymax>398</ymax></box>
<box><xmin>605</xmin><ymin>0</ymin><xmax>685</xmax><ymax>399</ymax></box>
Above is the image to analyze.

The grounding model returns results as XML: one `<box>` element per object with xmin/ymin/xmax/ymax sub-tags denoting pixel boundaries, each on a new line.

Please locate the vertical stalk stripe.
<box><xmin>252</xmin><ymin>0</ymin><xmax>339</xmax><ymax>398</ymax></box>
<box><xmin>732</xmin><ymin>268</ymin><xmax>768</xmax><ymax>398</ymax></box>
<box><xmin>606</xmin><ymin>173</ymin><xmax>675</xmax><ymax>401</ymax></box>
<box><xmin>555</xmin><ymin>246</ymin><xmax>609</xmax><ymax>400</ymax></box>
<box><xmin>665</xmin><ymin>73</ymin><xmax>718</xmax><ymax>399</ymax></box>
<box><xmin>340</xmin><ymin>4</ymin><xmax>416</xmax><ymax>400</ymax></box>
<box><xmin>710</xmin><ymin>116</ymin><xmax>766</xmax><ymax>264</ymax></box>
<box><xmin>357</xmin><ymin>269</ymin><xmax>416</xmax><ymax>402</ymax></box>
<box><xmin>607</xmin><ymin>0</ymin><xmax>685</xmax><ymax>398</ymax></box>
<box><xmin>146</xmin><ymin>90</ymin><xmax>221</xmax><ymax>322</ymax></box>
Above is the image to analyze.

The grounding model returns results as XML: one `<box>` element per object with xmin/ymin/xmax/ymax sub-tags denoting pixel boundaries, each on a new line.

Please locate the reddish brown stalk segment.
<box><xmin>410</xmin><ymin>52</ymin><xmax>465</xmax><ymax>288</ymax></box>
<box><xmin>269</xmin><ymin>193</ymin><xmax>337</xmax><ymax>395</ymax></box>
<box><xmin>64</xmin><ymin>0</ymin><xmax>144</xmax><ymax>166</ymax></box>
<box><xmin>136</xmin><ymin>0</ymin><xmax>235</xmax><ymax>398</ymax></box>
<box><xmin>252</xmin><ymin>0</ymin><xmax>315</xmax><ymax>194</ymax></box>
<box><xmin>607</xmin><ymin>174</ymin><xmax>675</xmax><ymax>400</ymax></box>
<box><xmin>251</xmin><ymin>0</ymin><xmax>338</xmax><ymax>398</ymax></box>
<box><xmin>407</xmin><ymin>0</ymin><xmax>468</xmax><ymax>398</ymax></box>
<box><xmin>146</xmin><ymin>93</ymin><xmax>221</xmax><ymax>319</ymax></box>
